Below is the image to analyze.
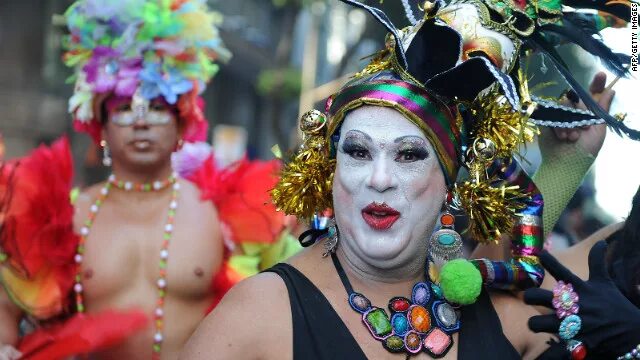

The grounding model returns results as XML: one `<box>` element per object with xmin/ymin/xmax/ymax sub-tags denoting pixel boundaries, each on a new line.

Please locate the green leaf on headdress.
<box><xmin>137</xmin><ymin>0</ymin><xmax>184</xmax><ymax>42</ymax></box>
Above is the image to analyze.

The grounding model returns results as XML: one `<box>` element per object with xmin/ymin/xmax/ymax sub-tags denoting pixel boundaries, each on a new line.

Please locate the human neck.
<box><xmin>110</xmin><ymin>161</ymin><xmax>174</xmax><ymax>184</ymax></box>
<box><xmin>334</xmin><ymin>242</ymin><xmax>426</xmax><ymax>294</ymax></box>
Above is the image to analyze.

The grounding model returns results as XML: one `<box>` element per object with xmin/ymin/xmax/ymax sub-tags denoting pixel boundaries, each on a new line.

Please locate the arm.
<box><xmin>540</xmin><ymin>222</ymin><xmax>624</xmax><ymax>292</ymax></box>
<box><xmin>491</xmin><ymin>291</ymin><xmax>555</xmax><ymax>360</ymax></box>
<box><xmin>471</xmin><ymin>72</ymin><xmax>614</xmax><ymax>260</ymax></box>
<box><xmin>534</xmin><ymin>72</ymin><xmax>614</xmax><ymax>237</ymax></box>
<box><xmin>525</xmin><ymin>242</ymin><xmax>640</xmax><ymax>359</ymax></box>
<box><xmin>0</xmin><ymin>286</ymin><xmax>22</xmax><ymax>360</ymax></box>
<box><xmin>181</xmin><ymin>272</ymin><xmax>292</xmax><ymax>360</ymax></box>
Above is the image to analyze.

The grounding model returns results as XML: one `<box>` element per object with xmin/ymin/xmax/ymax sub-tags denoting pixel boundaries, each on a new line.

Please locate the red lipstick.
<box><xmin>361</xmin><ymin>203</ymin><xmax>400</xmax><ymax>230</ymax></box>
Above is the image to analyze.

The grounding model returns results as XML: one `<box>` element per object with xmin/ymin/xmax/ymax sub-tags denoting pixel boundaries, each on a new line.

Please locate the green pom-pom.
<box><xmin>439</xmin><ymin>259</ymin><xmax>482</xmax><ymax>305</ymax></box>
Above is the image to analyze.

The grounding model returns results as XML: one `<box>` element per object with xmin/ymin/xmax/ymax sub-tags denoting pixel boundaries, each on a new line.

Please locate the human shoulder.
<box><xmin>177</xmin><ymin>178</ymin><xmax>219</xmax><ymax>216</ymax></box>
<box><xmin>544</xmin><ymin>222</ymin><xmax>624</xmax><ymax>287</ymax></box>
<box><xmin>72</xmin><ymin>182</ymin><xmax>105</xmax><ymax>230</ymax></box>
<box><xmin>181</xmin><ymin>271</ymin><xmax>292</xmax><ymax>360</ymax></box>
<box><xmin>489</xmin><ymin>290</ymin><xmax>552</xmax><ymax>360</ymax></box>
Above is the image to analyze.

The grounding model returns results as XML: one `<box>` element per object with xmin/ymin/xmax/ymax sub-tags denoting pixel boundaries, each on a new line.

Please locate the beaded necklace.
<box><xmin>331</xmin><ymin>252</ymin><xmax>461</xmax><ymax>358</ymax></box>
<box><xmin>74</xmin><ymin>173</ymin><xmax>179</xmax><ymax>360</ymax></box>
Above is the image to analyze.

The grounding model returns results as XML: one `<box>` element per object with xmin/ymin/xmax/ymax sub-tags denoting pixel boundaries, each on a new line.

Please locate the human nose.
<box><xmin>132</xmin><ymin>114</ymin><xmax>149</xmax><ymax>129</ymax></box>
<box><xmin>366</xmin><ymin>156</ymin><xmax>397</xmax><ymax>193</ymax></box>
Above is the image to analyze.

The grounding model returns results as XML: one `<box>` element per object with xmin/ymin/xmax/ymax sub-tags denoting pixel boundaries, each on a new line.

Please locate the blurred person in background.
<box><xmin>0</xmin><ymin>1</ymin><xmax>295</xmax><ymax>359</ymax></box>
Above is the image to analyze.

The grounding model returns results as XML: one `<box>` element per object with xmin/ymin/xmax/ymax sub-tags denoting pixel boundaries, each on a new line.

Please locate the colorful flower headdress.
<box><xmin>63</xmin><ymin>0</ymin><xmax>231</xmax><ymax>143</ymax></box>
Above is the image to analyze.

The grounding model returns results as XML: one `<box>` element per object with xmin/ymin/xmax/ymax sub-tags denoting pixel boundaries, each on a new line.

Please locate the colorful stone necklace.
<box><xmin>331</xmin><ymin>252</ymin><xmax>460</xmax><ymax>358</ymax></box>
<box><xmin>74</xmin><ymin>173</ymin><xmax>179</xmax><ymax>360</ymax></box>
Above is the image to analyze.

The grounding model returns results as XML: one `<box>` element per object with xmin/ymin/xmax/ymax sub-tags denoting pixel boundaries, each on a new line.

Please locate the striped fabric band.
<box><xmin>326</xmin><ymin>80</ymin><xmax>461</xmax><ymax>185</ymax></box>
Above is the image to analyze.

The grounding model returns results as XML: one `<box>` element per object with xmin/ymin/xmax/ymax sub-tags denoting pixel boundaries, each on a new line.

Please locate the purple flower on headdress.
<box><xmin>83</xmin><ymin>46</ymin><xmax>142</xmax><ymax>96</ymax></box>
<box><xmin>139</xmin><ymin>63</ymin><xmax>193</xmax><ymax>104</ymax></box>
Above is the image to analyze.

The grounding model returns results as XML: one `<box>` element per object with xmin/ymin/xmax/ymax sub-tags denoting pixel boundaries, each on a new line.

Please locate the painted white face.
<box><xmin>333</xmin><ymin>106</ymin><xmax>446</xmax><ymax>270</ymax></box>
<box><xmin>439</xmin><ymin>3</ymin><xmax>517</xmax><ymax>72</ymax></box>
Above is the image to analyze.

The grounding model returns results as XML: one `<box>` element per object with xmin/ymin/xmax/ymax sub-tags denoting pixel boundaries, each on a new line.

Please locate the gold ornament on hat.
<box><xmin>454</xmin><ymin>78</ymin><xmax>537</xmax><ymax>244</ymax></box>
<box><xmin>271</xmin><ymin>110</ymin><xmax>335</xmax><ymax>221</ymax></box>
<box><xmin>453</xmin><ymin>176</ymin><xmax>527</xmax><ymax>245</ymax></box>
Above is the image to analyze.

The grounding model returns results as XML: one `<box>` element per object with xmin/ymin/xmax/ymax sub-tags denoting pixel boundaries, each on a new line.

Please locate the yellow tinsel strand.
<box><xmin>454</xmin><ymin>180</ymin><xmax>528</xmax><ymax>244</ymax></box>
<box><xmin>271</xmin><ymin>110</ymin><xmax>335</xmax><ymax>221</ymax></box>
<box><xmin>471</xmin><ymin>93</ymin><xmax>539</xmax><ymax>159</ymax></box>
<box><xmin>353</xmin><ymin>48</ymin><xmax>393</xmax><ymax>79</ymax></box>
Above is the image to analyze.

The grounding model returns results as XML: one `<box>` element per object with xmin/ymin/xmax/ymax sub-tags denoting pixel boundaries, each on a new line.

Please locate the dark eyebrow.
<box><xmin>394</xmin><ymin>135</ymin><xmax>425</xmax><ymax>143</ymax></box>
<box><xmin>344</xmin><ymin>129</ymin><xmax>372</xmax><ymax>142</ymax></box>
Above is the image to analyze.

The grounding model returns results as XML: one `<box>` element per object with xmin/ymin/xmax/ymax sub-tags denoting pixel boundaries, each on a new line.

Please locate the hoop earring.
<box><xmin>101</xmin><ymin>140</ymin><xmax>112</xmax><ymax>167</ymax></box>
<box><xmin>428</xmin><ymin>192</ymin><xmax>463</xmax><ymax>268</ymax></box>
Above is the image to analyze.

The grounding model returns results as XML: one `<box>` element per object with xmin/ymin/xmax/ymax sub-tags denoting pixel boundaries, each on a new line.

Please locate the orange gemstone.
<box><xmin>440</xmin><ymin>213</ymin><xmax>455</xmax><ymax>226</ymax></box>
<box><xmin>408</xmin><ymin>305</ymin><xmax>431</xmax><ymax>333</ymax></box>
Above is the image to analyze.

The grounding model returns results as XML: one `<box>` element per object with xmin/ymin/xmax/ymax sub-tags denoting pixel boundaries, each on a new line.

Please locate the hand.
<box><xmin>546</xmin><ymin>72</ymin><xmax>615</xmax><ymax>157</ymax></box>
<box><xmin>0</xmin><ymin>345</ymin><xmax>21</xmax><ymax>360</ymax></box>
<box><xmin>525</xmin><ymin>241</ymin><xmax>640</xmax><ymax>359</ymax></box>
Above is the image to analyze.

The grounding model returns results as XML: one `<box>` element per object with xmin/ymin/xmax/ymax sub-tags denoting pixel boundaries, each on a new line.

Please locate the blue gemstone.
<box><xmin>559</xmin><ymin>314</ymin><xmax>582</xmax><ymax>340</ymax></box>
<box><xmin>431</xmin><ymin>283</ymin><xmax>444</xmax><ymax>299</ymax></box>
<box><xmin>412</xmin><ymin>282</ymin><xmax>431</xmax><ymax>305</ymax></box>
<box><xmin>438</xmin><ymin>233</ymin><xmax>457</xmax><ymax>246</ymax></box>
<box><xmin>391</xmin><ymin>313</ymin><xmax>409</xmax><ymax>336</ymax></box>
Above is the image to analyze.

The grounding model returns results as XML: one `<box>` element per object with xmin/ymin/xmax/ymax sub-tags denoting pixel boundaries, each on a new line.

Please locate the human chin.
<box><xmin>351</xmin><ymin>215</ymin><xmax>413</xmax><ymax>261</ymax></box>
<box><xmin>333</xmin><ymin>184</ymin><xmax>411</xmax><ymax>262</ymax></box>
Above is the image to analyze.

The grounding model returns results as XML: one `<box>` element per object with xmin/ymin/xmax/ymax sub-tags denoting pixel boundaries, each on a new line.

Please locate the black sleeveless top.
<box><xmin>266</xmin><ymin>263</ymin><xmax>520</xmax><ymax>359</ymax></box>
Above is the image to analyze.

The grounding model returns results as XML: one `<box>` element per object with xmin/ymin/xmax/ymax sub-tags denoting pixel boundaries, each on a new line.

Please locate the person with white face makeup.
<box><xmin>182</xmin><ymin>1</ymin><xmax>634</xmax><ymax>358</ymax></box>
<box><xmin>332</xmin><ymin>107</ymin><xmax>446</xmax><ymax>278</ymax></box>
<box><xmin>182</xmin><ymin>87</ymin><xmax>551</xmax><ymax>359</ymax></box>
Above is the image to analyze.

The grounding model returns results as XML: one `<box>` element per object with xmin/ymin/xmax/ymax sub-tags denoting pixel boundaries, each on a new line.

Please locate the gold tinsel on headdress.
<box><xmin>271</xmin><ymin>110</ymin><xmax>335</xmax><ymax>221</ymax></box>
<box><xmin>454</xmin><ymin>178</ymin><xmax>527</xmax><ymax>244</ymax></box>
<box><xmin>469</xmin><ymin>92</ymin><xmax>538</xmax><ymax>159</ymax></box>
<box><xmin>455</xmin><ymin>78</ymin><xmax>537</xmax><ymax>244</ymax></box>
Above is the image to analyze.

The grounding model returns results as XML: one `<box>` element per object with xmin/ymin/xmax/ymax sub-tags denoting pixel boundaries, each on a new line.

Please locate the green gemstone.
<box><xmin>77</xmin><ymin>245</ymin><xmax>85</xmax><ymax>254</ymax></box>
<box><xmin>153</xmin><ymin>344</ymin><xmax>161</xmax><ymax>352</ymax></box>
<box><xmin>76</xmin><ymin>274</ymin><xmax>82</xmax><ymax>282</ymax></box>
<box><xmin>158</xmin><ymin>289</ymin><xmax>166</xmax><ymax>297</ymax></box>
<box><xmin>0</xmin><ymin>253</ymin><xmax>7</xmax><ymax>262</ymax></box>
<box><xmin>85</xmin><ymin>220</ymin><xmax>92</xmax><ymax>226</ymax></box>
<box><xmin>163</xmin><ymin>233</ymin><xmax>171</xmax><ymax>240</ymax></box>
<box><xmin>365</xmin><ymin>308</ymin><xmax>392</xmax><ymax>337</ymax></box>
<box><xmin>159</xmin><ymin>260</ymin><xmax>167</xmax><ymax>269</ymax></box>
<box><xmin>144</xmin><ymin>184</ymin><xmax>151</xmax><ymax>191</ymax></box>
<box><xmin>168</xmin><ymin>210</ymin><xmax>176</xmax><ymax>217</ymax></box>
<box><xmin>77</xmin><ymin>304</ymin><xmax>85</xmax><ymax>312</ymax></box>
<box><xmin>384</xmin><ymin>335</ymin><xmax>404</xmax><ymax>351</ymax></box>
<box><xmin>438</xmin><ymin>233</ymin><xmax>456</xmax><ymax>246</ymax></box>
<box><xmin>96</xmin><ymin>200</ymin><xmax>102</xmax><ymax>206</ymax></box>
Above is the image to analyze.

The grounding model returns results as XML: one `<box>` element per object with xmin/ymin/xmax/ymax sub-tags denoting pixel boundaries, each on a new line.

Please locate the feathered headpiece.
<box><xmin>402</xmin><ymin>0</ymin><xmax>639</xmax><ymax>139</ymax></box>
<box><xmin>62</xmin><ymin>0</ymin><xmax>231</xmax><ymax>143</ymax></box>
